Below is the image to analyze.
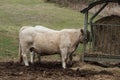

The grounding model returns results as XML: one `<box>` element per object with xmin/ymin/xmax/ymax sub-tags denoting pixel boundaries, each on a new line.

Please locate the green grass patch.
<box><xmin>0</xmin><ymin>0</ymin><xmax>85</xmax><ymax>60</ymax></box>
<box><xmin>0</xmin><ymin>32</ymin><xmax>18</xmax><ymax>57</ymax></box>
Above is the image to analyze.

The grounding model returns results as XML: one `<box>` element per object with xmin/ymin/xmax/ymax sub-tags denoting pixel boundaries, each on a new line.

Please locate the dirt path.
<box><xmin>0</xmin><ymin>61</ymin><xmax>120</xmax><ymax>80</ymax></box>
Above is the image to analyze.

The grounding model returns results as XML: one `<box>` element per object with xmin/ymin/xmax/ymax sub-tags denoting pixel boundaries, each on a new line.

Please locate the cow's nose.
<box><xmin>84</xmin><ymin>37</ymin><xmax>88</xmax><ymax>43</ymax></box>
<box><xmin>84</xmin><ymin>37</ymin><xmax>87</xmax><ymax>41</ymax></box>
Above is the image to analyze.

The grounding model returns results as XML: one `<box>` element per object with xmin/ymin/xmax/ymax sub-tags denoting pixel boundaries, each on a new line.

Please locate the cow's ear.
<box><xmin>81</xmin><ymin>29</ymin><xmax>84</xmax><ymax>34</ymax></box>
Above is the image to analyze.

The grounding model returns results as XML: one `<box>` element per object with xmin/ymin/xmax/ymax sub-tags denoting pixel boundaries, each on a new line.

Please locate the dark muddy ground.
<box><xmin>0</xmin><ymin>60</ymin><xmax>120</xmax><ymax>80</ymax></box>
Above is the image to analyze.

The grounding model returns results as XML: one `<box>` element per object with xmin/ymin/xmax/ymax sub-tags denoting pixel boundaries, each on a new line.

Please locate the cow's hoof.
<box><xmin>25</xmin><ymin>63</ymin><xmax>29</xmax><ymax>66</ymax></box>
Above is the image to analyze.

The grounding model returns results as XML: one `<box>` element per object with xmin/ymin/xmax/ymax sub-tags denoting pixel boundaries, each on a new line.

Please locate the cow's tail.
<box><xmin>19</xmin><ymin>26</ymin><xmax>27</xmax><ymax>63</ymax></box>
<box><xmin>19</xmin><ymin>41</ymin><xmax>23</xmax><ymax>63</ymax></box>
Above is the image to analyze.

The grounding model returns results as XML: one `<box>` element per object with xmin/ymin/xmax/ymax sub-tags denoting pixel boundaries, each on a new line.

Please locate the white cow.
<box><xmin>19</xmin><ymin>26</ymin><xmax>89</xmax><ymax>69</ymax></box>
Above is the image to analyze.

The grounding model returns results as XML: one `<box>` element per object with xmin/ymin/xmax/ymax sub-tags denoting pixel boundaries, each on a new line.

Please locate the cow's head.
<box><xmin>79</xmin><ymin>28</ymin><xmax>91</xmax><ymax>44</ymax></box>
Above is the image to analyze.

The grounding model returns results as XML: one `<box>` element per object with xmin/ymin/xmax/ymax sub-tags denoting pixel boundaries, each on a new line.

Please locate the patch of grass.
<box><xmin>0</xmin><ymin>0</ymin><xmax>84</xmax><ymax>28</ymax></box>
<box><xmin>0</xmin><ymin>32</ymin><xmax>18</xmax><ymax>57</ymax></box>
<box><xmin>0</xmin><ymin>0</ymin><xmax>84</xmax><ymax>60</ymax></box>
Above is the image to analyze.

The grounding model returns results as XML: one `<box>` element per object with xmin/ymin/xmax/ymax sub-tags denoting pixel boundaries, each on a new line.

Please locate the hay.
<box><xmin>95</xmin><ymin>15</ymin><xmax>120</xmax><ymax>24</ymax></box>
<box><xmin>92</xmin><ymin>15</ymin><xmax>120</xmax><ymax>55</ymax></box>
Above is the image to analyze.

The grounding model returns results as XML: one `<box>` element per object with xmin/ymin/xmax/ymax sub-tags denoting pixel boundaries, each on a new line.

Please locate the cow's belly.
<box><xmin>34</xmin><ymin>46</ymin><xmax>60</xmax><ymax>55</ymax></box>
<box><xmin>40</xmin><ymin>52</ymin><xmax>59</xmax><ymax>56</ymax></box>
<box><xmin>33</xmin><ymin>40</ymin><xmax>60</xmax><ymax>55</ymax></box>
<box><xmin>32</xmin><ymin>32</ymin><xmax>60</xmax><ymax>55</ymax></box>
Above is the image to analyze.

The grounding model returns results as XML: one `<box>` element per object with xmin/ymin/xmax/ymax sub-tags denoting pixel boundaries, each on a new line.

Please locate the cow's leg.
<box><xmin>60</xmin><ymin>48</ymin><xmax>68</xmax><ymax>69</ymax></box>
<box><xmin>22</xmin><ymin>48</ymin><xmax>29</xmax><ymax>66</ymax></box>
<box><xmin>30</xmin><ymin>51</ymin><xmax>35</xmax><ymax>64</ymax></box>
<box><xmin>20</xmin><ymin>55</ymin><xmax>23</xmax><ymax>64</ymax></box>
<box><xmin>22</xmin><ymin>53</ymin><xmax>29</xmax><ymax>66</ymax></box>
<box><xmin>19</xmin><ymin>43</ymin><xmax>23</xmax><ymax>63</ymax></box>
<box><xmin>67</xmin><ymin>53</ymin><xmax>73</xmax><ymax>66</ymax></box>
